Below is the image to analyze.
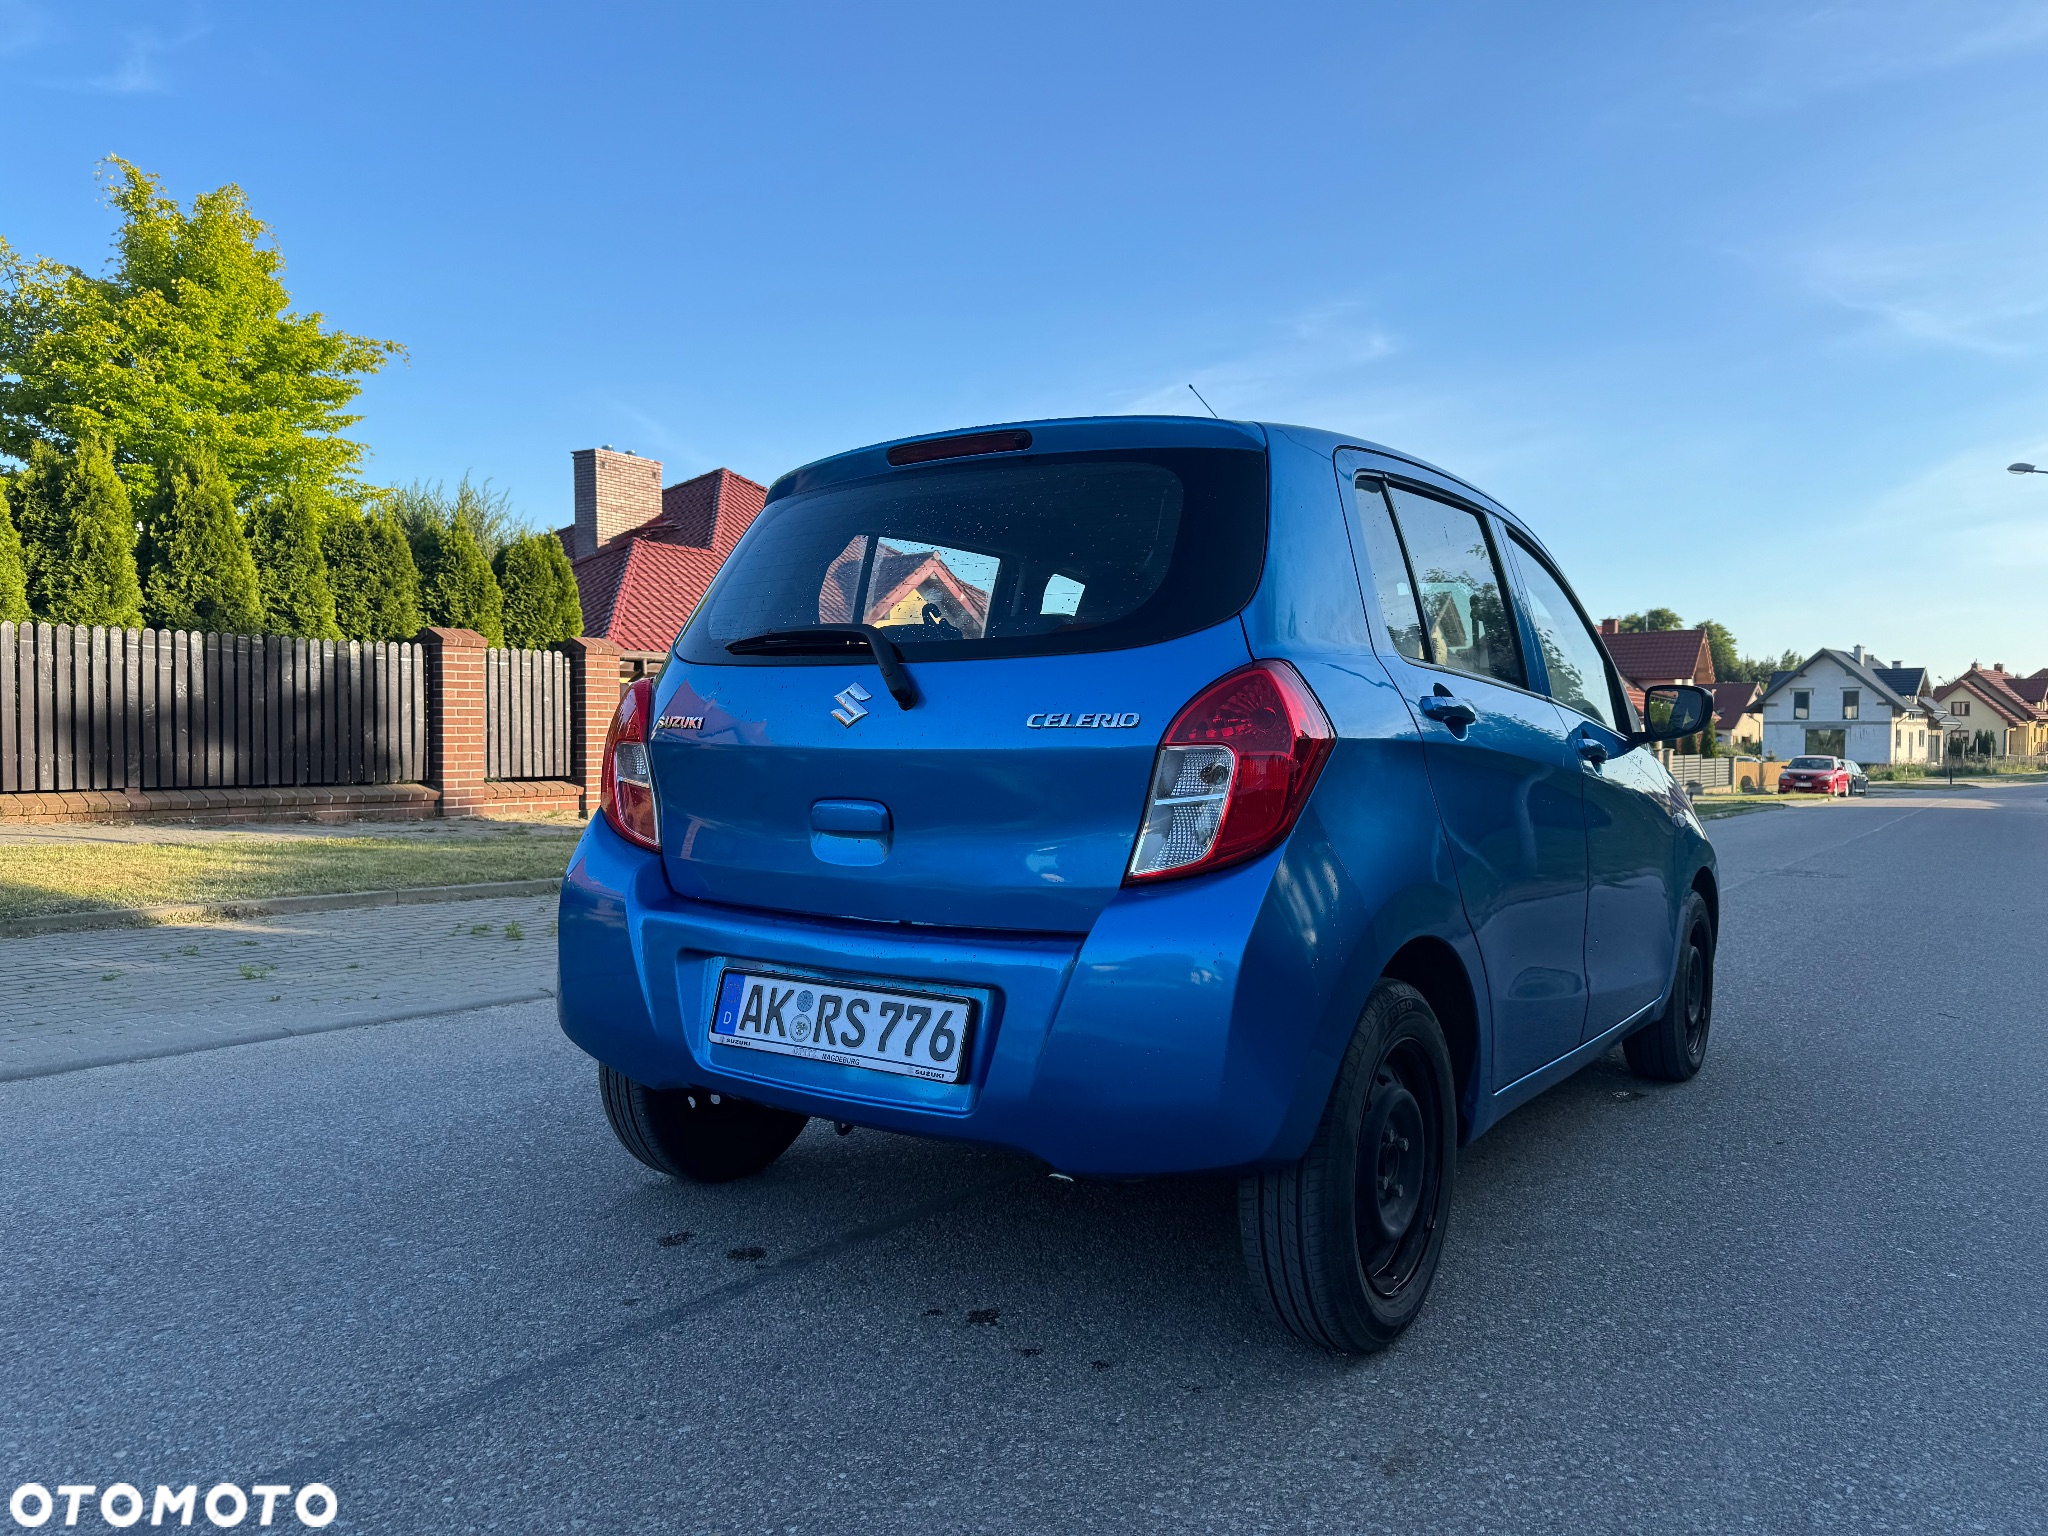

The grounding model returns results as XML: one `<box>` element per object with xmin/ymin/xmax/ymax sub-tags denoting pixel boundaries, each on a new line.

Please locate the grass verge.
<box><xmin>1691</xmin><ymin>797</ymin><xmax>1786</xmax><ymax>821</ymax></box>
<box><xmin>0</xmin><ymin>832</ymin><xmax>575</xmax><ymax>922</ymax></box>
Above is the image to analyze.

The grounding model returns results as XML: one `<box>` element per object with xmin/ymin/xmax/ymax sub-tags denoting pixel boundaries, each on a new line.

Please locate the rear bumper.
<box><xmin>557</xmin><ymin>812</ymin><xmax>1384</xmax><ymax>1177</ymax></box>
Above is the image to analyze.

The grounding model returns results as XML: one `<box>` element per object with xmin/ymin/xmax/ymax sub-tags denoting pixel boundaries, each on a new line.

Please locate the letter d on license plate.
<box><xmin>711</xmin><ymin>971</ymin><xmax>975</xmax><ymax>1083</ymax></box>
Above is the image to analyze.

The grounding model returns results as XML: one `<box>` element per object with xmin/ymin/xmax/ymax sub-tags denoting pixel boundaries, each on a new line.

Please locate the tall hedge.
<box><xmin>141</xmin><ymin>447</ymin><xmax>264</xmax><ymax>633</ymax></box>
<box><xmin>323</xmin><ymin>504</ymin><xmax>423</xmax><ymax>642</ymax></box>
<box><xmin>416</xmin><ymin>516</ymin><xmax>504</xmax><ymax>646</ymax></box>
<box><xmin>496</xmin><ymin>532</ymin><xmax>582</xmax><ymax>649</ymax></box>
<box><xmin>248</xmin><ymin>486</ymin><xmax>340</xmax><ymax>639</ymax></box>
<box><xmin>0</xmin><ymin>475</ymin><xmax>28</xmax><ymax>623</ymax></box>
<box><xmin>16</xmin><ymin>435</ymin><xmax>145</xmax><ymax>627</ymax></box>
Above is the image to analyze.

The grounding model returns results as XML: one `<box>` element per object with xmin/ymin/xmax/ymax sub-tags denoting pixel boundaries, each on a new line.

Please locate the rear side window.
<box><xmin>1368</xmin><ymin>484</ymin><xmax>1523</xmax><ymax>687</ymax></box>
<box><xmin>679</xmin><ymin>449</ymin><xmax>1267</xmax><ymax>663</ymax></box>
<box><xmin>1351</xmin><ymin>475</ymin><xmax>1426</xmax><ymax>661</ymax></box>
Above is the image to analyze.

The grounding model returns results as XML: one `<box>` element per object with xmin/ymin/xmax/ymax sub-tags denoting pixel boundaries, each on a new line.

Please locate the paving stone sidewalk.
<box><xmin>0</xmin><ymin>893</ymin><xmax>559</xmax><ymax>1080</ymax></box>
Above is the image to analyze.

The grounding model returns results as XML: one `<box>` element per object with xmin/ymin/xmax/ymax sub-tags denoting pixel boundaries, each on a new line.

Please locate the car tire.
<box><xmin>599</xmin><ymin>1064</ymin><xmax>808</xmax><ymax>1183</ymax></box>
<box><xmin>1239</xmin><ymin>979</ymin><xmax>1457</xmax><ymax>1355</ymax></box>
<box><xmin>1623</xmin><ymin>890</ymin><xmax>1715</xmax><ymax>1082</ymax></box>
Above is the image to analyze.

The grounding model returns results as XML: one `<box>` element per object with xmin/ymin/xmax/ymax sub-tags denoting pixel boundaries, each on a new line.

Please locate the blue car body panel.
<box><xmin>557</xmin><ymin>415</ymin><xmax>1715</xmax><ymax>1175</ymax></box>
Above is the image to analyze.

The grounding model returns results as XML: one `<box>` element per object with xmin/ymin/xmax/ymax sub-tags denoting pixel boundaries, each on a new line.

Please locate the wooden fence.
<box><xmin>0</xmin><ymin>621</ymin><xmax>425</xmax><ymax>793</ymax></box>
<box><xmin>484</xmin><ymin>646</ymin><xmax>572</xmax><ymax>780</ymax></box>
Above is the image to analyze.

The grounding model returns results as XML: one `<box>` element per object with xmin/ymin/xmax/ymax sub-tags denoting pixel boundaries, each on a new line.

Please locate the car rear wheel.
<box><xmin>1239</xmin><ymin>979</ymin><xmax>1456</xmax><ymax>1354</ymax></box>
<box><xmin>1623</xmin><ymin>890</ymin><xmax>1715</xmax><ymax>1082</ymax></box>
<box><xmin>599</xmin><ymin>1064</ymin><xmax>808</xmax><ymax>1183</ymax></box>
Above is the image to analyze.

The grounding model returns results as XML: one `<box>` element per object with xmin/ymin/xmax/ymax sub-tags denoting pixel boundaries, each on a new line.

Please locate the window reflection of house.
<box><xmin>818</xmin><ymin>538</ymin><xmax>993</xmax><ymax>638</ymax></box>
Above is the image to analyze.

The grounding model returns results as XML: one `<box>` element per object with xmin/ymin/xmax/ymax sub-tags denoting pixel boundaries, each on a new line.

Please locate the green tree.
<box><xmin>323</xmin><ymin>505</ymin><xmax>422</xmax><ymax>642</ymax></box>
<box><xmin>390</xmin><ymin>476</ymin><xmax>522</xmax><ymax>565</ymax></box>
<box><xmin>0</xmin><ymin>474</ymin><xmax>28</xmax><ymax>623</ymax></box>
<box><xmin>1697</xmin><ymin>619</ymin><xmax>1739</xmax><ymax>681</ymax></box>
<box><xmin>0</xmin><ymin>158</ymin><xmax>402</xmax><ymax>505</ymax></box>
<box><xmin>496</xmin><ymin>532</ymin><xmax>583</xmax><ymax>649</ymax></box>
<box><xmin>16</xmin><ymin>433</ymin><xmax>144</xmax><ymax>626</ymax></box>
<box><xmin>416</xmin><ymin>515</ymin><xmax>504</xmax><ymax>645</ymax></box>
<box><xmin>247</xmin><ymin>485</ymin><xmax>340</xmax><ymax>639</ymax></box>
<box><xmin>1617</xmin><ymin>607</ymin><xmax>1684</xmax><ymax>633</ymax></box>
<box><xmin>141</xmin><ymin>448</ymin><xmax>264</xmax><ymax>633</ymax></box>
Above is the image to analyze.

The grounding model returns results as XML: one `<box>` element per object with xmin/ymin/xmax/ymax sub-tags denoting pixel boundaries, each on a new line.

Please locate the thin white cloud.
<box><xmin>82</xmin><ymin>19</ymin><xmax>207</xmax><ymax>94</ymax></box>
<box><xmin>1795</xmin><ymin>232</ymin><xmax>2048</xmax><ymax>353</ymax></box>
<box><xmin>1701</xmin><ymin>0</ymin><xmax>2048</xmax><ymax>112</ymax></box>
<box><xmin>1118</xmin><ymin>300</ymin><xmax>1398</xmax><ymax>421</ymax></box>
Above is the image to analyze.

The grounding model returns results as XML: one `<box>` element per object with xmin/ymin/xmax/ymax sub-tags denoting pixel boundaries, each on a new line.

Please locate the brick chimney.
<box><xmin>571</xmin><ymin>447</ymin><xmax>663</xmax><ymax>558</ymax></box>
<box><xmin>1599</xmin><ymin>618</ymin><xmax>1619</xmax><ymax>635</ymax></box>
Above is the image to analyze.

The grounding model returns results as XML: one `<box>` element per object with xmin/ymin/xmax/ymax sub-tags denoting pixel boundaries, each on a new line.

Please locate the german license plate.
<box><xmin>710</xmin><ymin>971</ymin><xmax>975</xmax><ymax>1083</ymax></box>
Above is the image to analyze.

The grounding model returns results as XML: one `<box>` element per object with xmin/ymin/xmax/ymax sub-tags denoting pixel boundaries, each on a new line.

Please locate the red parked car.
<box><xmin>1778</xmin><ymin>755</ymin><xmax>1853</xmax><ymax>796</ymax></box>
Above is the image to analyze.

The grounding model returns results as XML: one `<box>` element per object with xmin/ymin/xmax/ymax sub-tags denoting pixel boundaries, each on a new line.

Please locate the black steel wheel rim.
<box><xmin>1354</xmin><ymin>1038</ymin><xmax>1445</xmax><ymax>1299</ymax></box>
<box><xmin>1681</xmin><ymin>928</ymin><xmax>1712</xmax><ymax>1061</ymax></box>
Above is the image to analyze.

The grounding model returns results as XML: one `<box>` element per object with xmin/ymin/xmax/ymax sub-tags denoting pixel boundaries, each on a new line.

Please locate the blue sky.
<box><xmin>4</xmin><ymin>0</ymin><xmax>2046</xmax><ymax>679</ymax></box>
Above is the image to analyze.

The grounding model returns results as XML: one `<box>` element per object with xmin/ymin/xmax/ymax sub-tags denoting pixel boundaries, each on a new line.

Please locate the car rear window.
<box><xmin>677</xmin><ymin>448</ymin><xmax>1267</xmax><ymax>664</ymax></box>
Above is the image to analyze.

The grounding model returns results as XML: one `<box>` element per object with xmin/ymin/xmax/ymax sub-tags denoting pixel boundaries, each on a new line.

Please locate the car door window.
<box><xmin>1384</xmin><ymin>486</ymin><xmax>1523</xmax><ymax>687</ymax></box>
<box><xmin>1503</xmin><ymin>534</ymin><xmax>1620</xmax><ymax>730</ymax></box>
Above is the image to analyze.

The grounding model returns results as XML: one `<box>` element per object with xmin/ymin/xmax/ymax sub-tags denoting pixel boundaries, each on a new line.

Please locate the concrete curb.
<box><xmin>0</xmin><ymin>878</ymin><xmax>563</xmax><ymax>941</ymax></box>
<box><xmin>0</xmin><ymin>991</ymin><xmax>556</xmax><ymax>1083</ymax></box>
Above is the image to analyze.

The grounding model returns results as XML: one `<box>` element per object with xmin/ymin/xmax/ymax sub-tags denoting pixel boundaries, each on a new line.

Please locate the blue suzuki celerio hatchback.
<box><xmin>557</xmin><ymin>417</ymin><xmax>1718</xmax><ymax>1353</ymax></box>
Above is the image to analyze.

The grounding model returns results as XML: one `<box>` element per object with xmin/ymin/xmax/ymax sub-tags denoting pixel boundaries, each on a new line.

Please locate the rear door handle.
<box><xmin>1418</xmin><ymin>693</ymin><xmax>1478</xmax><ymax>728</ymax></box>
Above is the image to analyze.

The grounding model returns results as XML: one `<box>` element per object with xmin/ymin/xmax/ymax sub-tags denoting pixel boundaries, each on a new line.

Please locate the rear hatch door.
<box><xmin>648</xmin><ymin>425</ymin><xmax>1268</xmax><ymax>933</ymax></box>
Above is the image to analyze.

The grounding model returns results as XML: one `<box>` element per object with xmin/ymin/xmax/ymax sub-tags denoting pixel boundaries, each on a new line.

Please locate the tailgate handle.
<box><xmin>1418</xmin><ymin>687</ymin><xmax>1478</xmax><ymax>734</ymax></box>
<box><xmin>811</xmin><ymin>799</ymin><xmax>891</xmax><ymax>835</ymax></box>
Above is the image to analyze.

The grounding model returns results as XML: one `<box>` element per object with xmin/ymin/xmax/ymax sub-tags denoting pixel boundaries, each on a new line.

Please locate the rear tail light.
<box><xmin>1126</xmin><ymin>660</ymin><xmax>1334</xmax><ymax>883</ymax></box>
<box><xmin>601</xmin><ymin>676</ymin><xmax>660</xmax><ymax>851</ymax></box>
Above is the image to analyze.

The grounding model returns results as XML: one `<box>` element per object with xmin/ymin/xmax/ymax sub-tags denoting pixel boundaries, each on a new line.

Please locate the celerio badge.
<box><xmin>832</xmin><ymin>683</ymin><xmax>873</xmax><ymax>728</ymax></box>
<box><xmin>1027</xmin><ymin>711</ymin><xmax>1141</xmax><ymax>729</ymax></box>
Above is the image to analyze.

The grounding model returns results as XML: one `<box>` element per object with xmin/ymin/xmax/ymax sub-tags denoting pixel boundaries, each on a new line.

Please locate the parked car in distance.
<box><xmin>1779</xmin><ymin>754</ymin><xmax>1852</xmax><ymax>796</ymax></box>
<box><xmin>1845</xmin><ymin>760</ymin><xmax>1868</xmax><ymax>796</ymax></box>
<box><xmin>557</xmin><ymin>416</ymin><xmax>1721</xmax><ymax>1354</ymax></box>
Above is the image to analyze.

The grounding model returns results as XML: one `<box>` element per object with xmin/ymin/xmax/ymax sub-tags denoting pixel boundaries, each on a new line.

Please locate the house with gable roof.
<box><xmin>1594</xmin><ymin>621</ymin><xmax>1717</xmax><ymax>690</ymax></box>
<box><xmin>554</xmin><ymin>447</ymin><xmax>769</xmax><ymax>678</ymax></box>
<box><xmin>1709</xmin><ymin>681</ymin><xmax>1763</xmax><ymax>750</ymax></box>
<box><xmin>1931</xmin><ymin>664</ymin><xmax>2048</xmax><ymax>760</ymax></box>
<box><xmin>1758</xmin><ymin>646</ymin><xmax>1949</xmax><ymax>765</ymax></box>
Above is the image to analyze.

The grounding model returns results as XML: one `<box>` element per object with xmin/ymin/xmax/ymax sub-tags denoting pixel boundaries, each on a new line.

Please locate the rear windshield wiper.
<box><xmin>725</xmin><ymin>624</ymin><xmax>919</xmax><ymax>710</ymax></box>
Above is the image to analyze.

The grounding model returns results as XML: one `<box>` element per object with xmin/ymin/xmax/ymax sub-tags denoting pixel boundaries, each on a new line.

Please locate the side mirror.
<box><xmin>1633</xmin><ymin>683</ymin><xmax>1714</xmax><ymax>745</ymax></box>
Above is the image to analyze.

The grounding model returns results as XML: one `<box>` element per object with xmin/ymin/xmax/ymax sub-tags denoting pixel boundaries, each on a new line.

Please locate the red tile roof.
<box><xmin>1981</xmin><ymin>666</ymin><xmax>2048</xmax><ymax>711</ymax></box>
<box><xmin>1938</xmin><ymin>672</ymin><xmax>2029</xmax><ymax>726</ymax></box>
<box><xmin>573</xmin><ymin>538</ymin><xmax>724</xmax><ymax>654</ymax></box>
<box><xmin>568</xmin><ymin>468</ymin><xmax>769</xmax><ymax>654</ymax></box>
<box><xmin>1598</xmin><ymin>628</ymin><xmax>1717</xmax><ymax>687</ymax></box>
<box><xmin>639</xmin><ymin>469</ymin><xmax>766</xmax><ymax>556</ymax></box>
<box><xmin>1710</xmin><ymin>681</ymin><xmax>1761</xmax><ymax>733</ymax></box>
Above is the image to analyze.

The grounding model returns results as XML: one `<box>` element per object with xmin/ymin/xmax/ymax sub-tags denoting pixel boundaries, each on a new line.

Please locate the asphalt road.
<box><xmin>5</xmin><ymin>784</ymin><xmax>2046</xmax><ymax>1533</ymax></box>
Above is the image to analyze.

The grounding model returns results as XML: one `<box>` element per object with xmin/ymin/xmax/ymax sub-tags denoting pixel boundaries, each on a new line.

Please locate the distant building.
<box><xmin>1595</xmin><ymin>622</ymin><xmax>1718</xmax><ymax>689</ymax></box>
<box><xmin>1930</xmin><ymin>664</ymin><xmax>2048</xmax><ymax>760</ymax></box>
<box><xmin>1758</xmin><ymin>646</ymin><xmax>1948</xmax><ymax>764</ymax></box>
<box><xmin>1709</xmin><ymin>681</ymin><xmax>1763</xmax><ymax>750</ymax></box>
<box><xmin>555</xmin><ymin>447</ymin><xmax>767</xmax><ymax>676</ymax></box>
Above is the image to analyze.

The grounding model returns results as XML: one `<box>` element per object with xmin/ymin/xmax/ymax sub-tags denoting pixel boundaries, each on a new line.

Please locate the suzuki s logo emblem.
<box><xmin>831</xmin><ymin>682</ymin><xmax>873</xmax><ymax>728</ymax></box>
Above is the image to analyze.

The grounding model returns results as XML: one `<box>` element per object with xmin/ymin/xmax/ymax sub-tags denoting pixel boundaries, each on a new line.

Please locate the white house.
<box><xmin>1758</xmin><ymin>647</ymin><xmax>1948</xmax><ymax>765</ymax></box>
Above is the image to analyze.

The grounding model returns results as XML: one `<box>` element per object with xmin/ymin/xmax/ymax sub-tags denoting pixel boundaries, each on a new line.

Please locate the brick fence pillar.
<box><xmin>418</xmin><ymin>627</ymin><xmax>488</xmax><ymax>818</ymax></box>
<box><xmin>559</xmin><ymin>635</ymin><xmax>624</xmax><ymax>817</ymax></box>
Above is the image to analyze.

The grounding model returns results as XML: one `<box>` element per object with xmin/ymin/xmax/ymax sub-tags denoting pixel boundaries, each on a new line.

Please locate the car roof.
<box><xmin>767</xmin><ymin>415</ymin><xmax>1525</xmax><ymax>522</ymax></box>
